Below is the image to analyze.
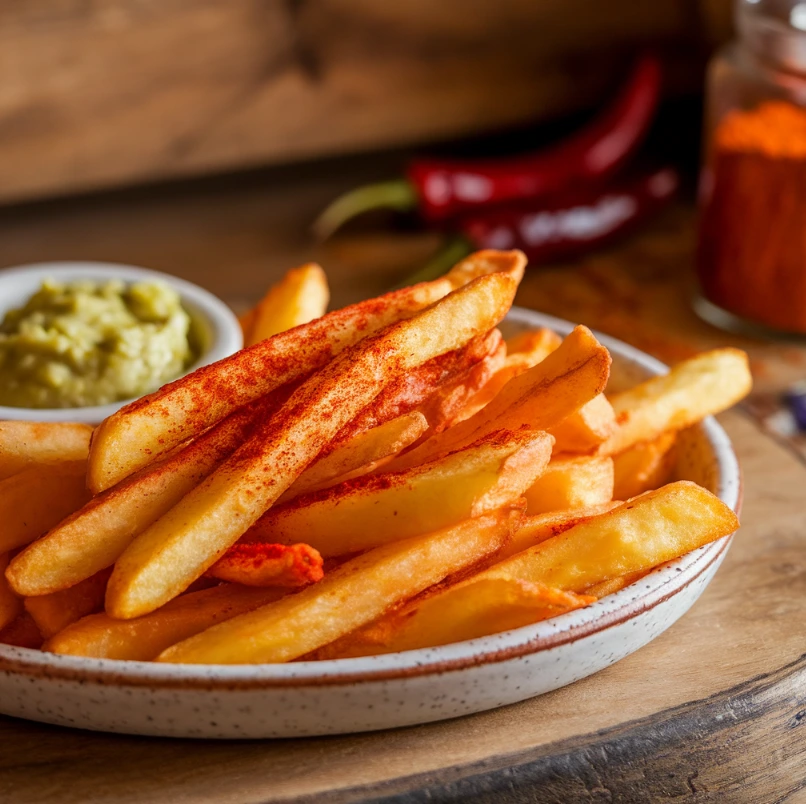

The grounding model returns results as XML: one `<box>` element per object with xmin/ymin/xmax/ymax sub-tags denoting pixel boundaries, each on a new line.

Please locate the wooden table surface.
<box><xmin>0</xmin><ymin>166</ymin><xmax>805</xmax><ymax>802</ymax></box>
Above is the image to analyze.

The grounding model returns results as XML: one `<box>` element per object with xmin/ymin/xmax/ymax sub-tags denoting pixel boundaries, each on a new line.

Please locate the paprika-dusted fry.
<box><xmin>206</xmin><ymin>543</ymin><xmax>323</xmax><ymax>588</ymax></box>
<box><xmin>24</xmin><ymin>570</ymin><xmax>111</xmax><ymax>639</ymax></box>
<box><xmin>47</xmin><ymin>584</ymin><xmax>288</xmax><ymax>661</ymax></box>
<box><xmin>157</xmin><ymin>507</ymin><xmax>522</xmax><ymax>665</ymax></box>
<box><xmin>386</xmin><ymin>325</ymin><xmax>611</xmax><ymax>472</ymax></box>
<box><xmin>244</xmin><ymin>263</ymin><xmax>329</xmax><ymax>346</ymax></box>
<box><xmin>0</xmin><ymin>421</ymin><xmax>92</xmax><ymax>482</ymax></box>
<box><xmin>316</xmin><ymin>577</ymin><xmax>594</xmax><ymax>658</ymax></box>
<box><xmin>0</xmin><ymin>461</ymin><xmax>90</xmax><ymax>554</ymax></box>
<box><xmin>523</xmin><ymin>455</ymin><xmax>614</xmax><ymax>515</ymax></box>
<box><xmin>106</xmin><ymin>272</ymin><xmax>519</xmax><ymax>619</ymax></box>
<box><xmin>600</xmin><ymin>349</ymin><xmax>752</xmax><ymax>456</ymax></box>
<box><xmin>0</xmin><ymin>554</ymin><xmax>22</xmax><ymax>631</ymax></box>
<box><xmin>612</xmin><ymin>431</ymin><xmax>677</xmax><ymax>500</ymax></box>
<box><xmin>247</xmin><ymin>428</ymin><xmax>552</xmax><ymax>557</ymax></box>
<box><xmin>88</xmin><ymin>250</ymin><xmax>525</xmax><ymax>493</ymax></box>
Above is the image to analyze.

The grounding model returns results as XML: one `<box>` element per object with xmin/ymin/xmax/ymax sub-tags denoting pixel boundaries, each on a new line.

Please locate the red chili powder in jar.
<box><xmin>697</xmin><ymin>101</ymin><xmax>806</xmax><ymax>334</ymax></box>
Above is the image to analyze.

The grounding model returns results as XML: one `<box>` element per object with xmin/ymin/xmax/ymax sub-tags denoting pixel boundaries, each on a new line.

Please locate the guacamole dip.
<box><xmin>0</xmin><ymin>279</ymin><xmax>194</xmax><ymax>409</ymax></box>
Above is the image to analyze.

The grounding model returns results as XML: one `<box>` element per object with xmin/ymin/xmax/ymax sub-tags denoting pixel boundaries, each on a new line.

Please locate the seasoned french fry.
<box><xmin>247</xmin><ymin>429</ymin><xmax>552</xmax><ymax>557</ymax></box>
<box><xmin>0</xmin><ymin>421</ymin><xmax>92</xmax><ymax>482</ymax></box>
<box><xmin>89</xmin><ymin>250</ymin><xmax>525</xmax><ymax>493</ymax></box>
<box><xmin>283</xmin><ymin>412</ymin><xmax>429</xmax><ymax>499</ymax></box>
<box><xmin>246</xmin><ymin>264</ymin><xmax>330</xmax><ymax>346</ymax></box>
<box><xmin>613</xmin><ymin>431</ymin><xmax>677</xmax><ymax>500</ymax></box>
<box><xmin>443</xmin><ymin>249</ymin><xmax>526</xmax><ymax>290</ymax></box>
<box><xmin>157</xmin><ymin>508</ymin><xmax>522</xmax><ymax>664</ymax></box>
<box><xmin>24</xmin><ymin>570</ymin><xmax>110</xmax><ymax>639</ymax></box>
<box><xmin>0</xmin><ymin>461</ymin><xmax>90</xmax><ymax>554</ymax></box>
<box><xmin>316</xmin><ymin>577</ymin><xmax>594</xmax><ymax>658</ymax></box>
<box><xmin>46</xmin><ymin>585</ymin><xmax>288</xmax><ymax>661</ymax></box>
<box><xmin>0</xmin><ymin>612</ymin><xmax>43</xmax><ymax>649</ymax></box>
<box><xmin>523</xmin><ymin>455</ymin><xmax>614</xmax><ymax>515</ymax></box>
<box><xmin>549</xmin><ymin>394</ymin><xmax>617</xmax><ymax>454</ymax></box>
<box><xmin>0</xmin><ymin>554</ymin><xmax>22</xmax><ymax>631</ymax></box>
<box><xmin>504</xmin><ymin>327</ymin><xmax>563</xmax><ymax>362</ymax></box>
<box><xmin>501</xmin><ymin>502</ymin><xmax>621</xmax><ymax>560</ymax></box>
<box><xmin>386</xmin><ymin>325</ymin><xmax>611</xmax><ymax>472</ymax></box>
<box><xmin>600</xmin><ymin>349</ymin><xmax>752</xmax><ymax>456</ymax></box>
<box><xmin>107</xmin><ymin>272</ymin><xmax>519</xmax><ymax>619</ymax></box>
<box><xmin>477</xmin><ymin>481</ymin><xmax>738</xmax><ymax>592</ymax></box>
<box><xmin>206</xmin><ymin>543</ymin><xmax>323</xmax><ymax>588</ymax></box>
<box><xmin>6</xmin><ymin>396</ymin><xmax>281</xmax><ymax>596</ymax></box>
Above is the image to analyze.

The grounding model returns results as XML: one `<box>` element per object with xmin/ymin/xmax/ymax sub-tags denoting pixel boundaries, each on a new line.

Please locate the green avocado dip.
<box><xmin>0</xmin><ymin>279</ymin><xmax>195</xmax><ymax>409</ymax></box>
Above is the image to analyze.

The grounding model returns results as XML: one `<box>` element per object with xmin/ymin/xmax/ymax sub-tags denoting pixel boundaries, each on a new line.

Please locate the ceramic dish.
<box><xmin>0</xmin><ymin>261</ymin><xmax>243</xmax><ymax>424</ymax></box>
<box><xmin>0</xmin><ymin>308</ymin><xmax>741</xmax><ymax>738</ymax></box>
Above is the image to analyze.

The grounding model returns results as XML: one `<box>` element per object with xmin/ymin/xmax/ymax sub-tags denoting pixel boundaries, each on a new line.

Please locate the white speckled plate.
<box><xmin>0</xmin><ymin>309</ymin><xmax>741</xmax><ymax>739</ymax></box>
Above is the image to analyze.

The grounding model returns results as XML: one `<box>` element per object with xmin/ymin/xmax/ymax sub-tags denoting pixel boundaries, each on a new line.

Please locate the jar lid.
<box><xmin>739</xmin><ymin>0</ymin><xmax>806</xmax><ymax>74</ymax></box>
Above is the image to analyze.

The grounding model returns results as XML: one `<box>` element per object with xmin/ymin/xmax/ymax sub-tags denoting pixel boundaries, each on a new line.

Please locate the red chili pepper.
<box><xmin>314</xmin><ymin>54</ymin><xmax>662</xmax><ymax>239</ymax></box>
<box><xmin>397</xmin><ymin>167</ymin><xmax>679</xmax><ymax>287</ymax></box>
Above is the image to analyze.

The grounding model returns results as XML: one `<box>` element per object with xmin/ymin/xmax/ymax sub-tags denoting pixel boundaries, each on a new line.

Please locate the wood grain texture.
<box><xmin>0</xmin><ymin>0</ymin><xmax>719</xmax><ymax>203</ymax></box>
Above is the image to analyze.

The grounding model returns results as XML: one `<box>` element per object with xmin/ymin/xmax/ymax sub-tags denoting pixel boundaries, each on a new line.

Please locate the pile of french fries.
<box><xmin>0</xmin><ymin>251</ymin><xmax>751</xmax><ymax>664</ymax></box>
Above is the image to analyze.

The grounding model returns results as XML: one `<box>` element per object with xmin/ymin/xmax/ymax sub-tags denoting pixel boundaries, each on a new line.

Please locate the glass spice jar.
<box><xmin>697</xmin><ymin>0</ymin><xmax>806</xmax><ymax>336</ymax></box>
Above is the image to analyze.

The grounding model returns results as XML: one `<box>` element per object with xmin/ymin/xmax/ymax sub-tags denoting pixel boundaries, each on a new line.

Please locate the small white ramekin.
<box><xmin>0</xmin><ymin>261</ymin><xmax>243</xmax><ymax>424</ymax></box>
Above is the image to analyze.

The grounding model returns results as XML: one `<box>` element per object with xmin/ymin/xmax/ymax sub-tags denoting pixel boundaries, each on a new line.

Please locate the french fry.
<box><xmin>6</xmin><ymin>396</ymin><xmax>281</xmax><ymax>596</ymax></box>
<box><xmin>245</xmin><ymin>264</ymin><xmax>330</xmax><ymax>347</ymax></box>
<box><xmin>583</xmin><ymin>570</ymin><xmax>648</xmax><ymax>598</ymax></box>
<box><xmin>549</xmin><ymin>394</ymin><xmax>617</xmax><ymax>454</ymax></box>
<box><xmin>386</xmin><ymin>325</ymin><xmax>611</xmax><ymax>472</ymax></box>
<box><xmin>443</xmin><ymin>249</ymin><xmax>526</xmax><ymax>290</ymax></box>
<box><xmin>0</xmin><ymin>421</ymin><xmax>92</xmax><ymax>482</ymax></box>
<box><xmin>613</xmin><ymin>431</ymin><xmax>677</xmax><ymax>500</ymax></box>
<box><xmin>88</xmin><ymin>250</ymin><xmax>525</xmax><ymax>493</ymax></box>
<box><xmin>46</xmin><ymin>584</ymin><xmax>288</xmax><ymax>661</ymax></box>
<box><xmin>206</xmin><ymin>543</ymin><xmax>323</xmax><ymax>588</ymax></box>
<box><xmin>505</xmin><ymin>327</ymin><xmax>563</xmax><ymax>362</ymax></box>
<box><xmin>476</xmin><ymin>481</ymin><xmax>738</xmax><ymax>592</ymax></box>
<box><xmin>501</xmin><ymin>502</ymin><xmax>621</xmax><ymax>560</ymax></box>
<box><xmin>284</xmin><ymin>411</ymin><xmax>429</xmax><ymax>499</ymax></box>
<box><xmin>316</xmin><ymin>577</ymin><xmax>594</xmax><ymax>658</ymax></box>
<box><xmin>24</xmin><ymin>570</ymin><xmax>111</xmax><ymax>639</ymax></box>
<box><xmin>0</xmin><ymin>554</ymin><xmax>22</xmax><ymax>631</ymax></box>
<box><xmin>157</xmin><ymin>508</ymin><xmax>522</xmax><ymax>664</ymax></box>
<box><xmin>0</xmin><ymin>461</ymin><xmax>90</xmax><ymax>554</ymax></box>
<box><xmin>246</xmin><ymin>429</ymin><xmax>552</xmax><ymax>557</ymax></box>
<box><xmin>0</xmin><ymin>612</ymin><xmax>43</xmax><ymax>649</ymax></box>
<box><xmin>106</xmin><ymin>272</ymin><xmax>519</xmax><ymax>619</ymax></box>
<box><xmin>523</xmin><ymin>455</ymin><xmax>614</xmax><ymax>515</ymax></box>
<box><xmin>600</xmin><ymin>348</ymin><xmax>752</xmax><ymax>456</ymax></box>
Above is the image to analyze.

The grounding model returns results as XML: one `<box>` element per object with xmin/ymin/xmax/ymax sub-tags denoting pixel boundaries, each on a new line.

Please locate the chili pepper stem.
<box><xmin>393</xmin><ymin>236</ymin><xmax>473</xmax><ymax>290</ymax></box>
<box><xmin>312</xmin><ymin>180</ymin><xmax>419</xmax><ymax>241</ymax></box>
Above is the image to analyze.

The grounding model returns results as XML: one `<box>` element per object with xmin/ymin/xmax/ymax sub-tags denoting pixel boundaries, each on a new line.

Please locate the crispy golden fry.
<box><xmin>245</xmin><ymin>264</ymin><xmax>330</xmax><ymax>347</ymax></box>
<box><xmin>157</xmin><ymin>508</ymin><xmax>521</xmax><ymax>664</ymax></box>
<box><xmin>0</xmin><ymin>612</ymin><xmax>43</xmax><ymax>649</ymax></box>
<box><xmin>284</xmin><ymin>412</ymin><xmax>429</xmax><ymax>499</ymax></box>
<box><xmin>24</xmin><ymin>570</ymin><xmax>110</xmax><ymax>639</ymax></box>
<box><xmin>317</xmin><ymin>577</ymin><xmax>594</xmax><ymax>658</ymax></box>
<box><xmin>106</xmin><ymin>273</ymin><xmax>519</xmax><ymax>619</ymax></box>
<box><xmin>501</xmin><ymin>502</ymin><xmax>621</xmax><ymax>560</ymax></box>
<box><xmin>246</xmin><ymin>429</ymin><xmax>552</xmax><ymax>557</ymax></box>
<box><xmin>600</xmin><ymin>349</ymin><xmax>752</xmax><ymax>456</ymax></box>
<box><xmin>46</xmin><ymin>585</ymin><xmax>288</xmax><ymax>661</ymax></box>
<box><xmin>0</xmin><ymin>554</ymin><xmax>22</xmax><ymax>631</ymax></box>
<box><xmin>0</xmin><ymin>421</ymin><xmax>92</xmax><ymax>482</ymax></box>
<box><xmin>613</xmin><ymin>431</ymin><xmax>677</xmax><ymax>500</ymax></box>
<box><xmin>386</xmin><ymin>325</ymin><xmax>611</xmax><ymax>472</ymax></box>
<box><xmin>0</xmin><ymin>461</ymin><xmax>90</xmax><ymax>554</ymax></box>
<box><xmin>523</xmin><ymin>455</ymin><xmax>614</xmax><ymax>515</ymax></box>
<box><xmin>583</xmin><ymin>570</ymin><xmax>648</xmax><ymax>598</ymax></box>
<box><xmin>477</xmin><ymin>481</ymin><xmax>738</xmax><ymax>592</ymax></box>
<box><xmin>504</xmin><ymin>327</ymin><xmax>563</xmax><ymax>362</ymax></box>
<box><xmin>6</xmin><ymin>397</ymin><xmax>279</xmax><ymax>596</ymax></box>
<box><xmin>88</xmin><ymin>250</ymin><xmax>525</xmax><ymax>493</ymax></box>
<box><xmin>206</xmin><ymin>543</ymin><xmax>323</xmax><ymax>588</ymax></box>
<box><xmin>549</xmin><ymin>394</ymin><xmax>617</xmax><ymax>454</ymax></box>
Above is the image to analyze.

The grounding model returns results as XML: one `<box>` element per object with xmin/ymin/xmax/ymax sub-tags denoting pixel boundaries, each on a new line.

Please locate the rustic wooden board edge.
<box><xmin>281</xmin><ymin>652</ymin><xmax>806</xmax><ymax>803</ymax></box>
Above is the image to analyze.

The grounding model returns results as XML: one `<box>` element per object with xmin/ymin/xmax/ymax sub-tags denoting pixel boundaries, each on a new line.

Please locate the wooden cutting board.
<box><xmin>1</xmin><ymin>408</ymin><xmax>805</xmax><ymax>803</ymax></box>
